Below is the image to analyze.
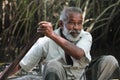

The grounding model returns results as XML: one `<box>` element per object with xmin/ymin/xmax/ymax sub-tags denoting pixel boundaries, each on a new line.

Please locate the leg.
<box><xmin>97</xmin><ymin>55</ymin><xmax>119</xmax><ymax>80</ymax></box>
<box><xmin>111</xmin><ymin>66</ymin><xmax>120</xmax><ymax>79</ymax></box>
<box><xmin>86</xmin><ymin>55</ymin><xmax>119</xmax><ymax>80</ymax></box>
<box><xmin>43</xmin><ymin>60</ymin><xmax>67</xmax><ymax>80</ymax></box>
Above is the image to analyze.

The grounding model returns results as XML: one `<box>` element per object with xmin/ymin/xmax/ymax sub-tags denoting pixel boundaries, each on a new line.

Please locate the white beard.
<box><xmin>62</xmin><ymin>26</ymin><xmax>81</xmax><ymax>42</ymax></box>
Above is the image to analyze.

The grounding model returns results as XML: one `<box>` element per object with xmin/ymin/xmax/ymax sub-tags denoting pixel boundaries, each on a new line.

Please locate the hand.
<box><xmin>37</xmin><ymin>21</ymin><xmax>54</xmax><ymax>37</ymax></box>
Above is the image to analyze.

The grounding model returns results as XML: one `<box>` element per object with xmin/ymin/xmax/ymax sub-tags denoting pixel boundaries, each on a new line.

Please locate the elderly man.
<box><xmin>3</xmin><ymin>7</ymin><xmax>119</xmax><ymax>80</ymax></box>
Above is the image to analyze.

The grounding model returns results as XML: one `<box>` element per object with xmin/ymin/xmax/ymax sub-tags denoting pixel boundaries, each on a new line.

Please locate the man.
<box><xmin>3</xmin><ymin>7</ymin><xmax>120</xmax><ymax>80</ymax></box>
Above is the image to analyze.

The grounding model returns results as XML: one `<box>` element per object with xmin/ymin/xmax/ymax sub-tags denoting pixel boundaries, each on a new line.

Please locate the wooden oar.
<box><xmin>0</xmin><ymin>33</ymin><xmax>43</xmax><ymax>80</ymax></box>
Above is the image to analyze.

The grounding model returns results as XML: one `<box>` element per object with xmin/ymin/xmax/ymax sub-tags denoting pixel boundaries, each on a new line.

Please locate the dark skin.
<box><xmin>0</xmin><ymin>12</ymin><xmax>85</xmax><ymax>77</ymax></box>
<box><xmin>62</xmin><ymin>12</ymin><xmax>83</xmax><ymax>38</ymax></box>
<box><xmin>38</xmin><ymin>12</ymin><xmax>84</xmax><ymax>59</ymax></box>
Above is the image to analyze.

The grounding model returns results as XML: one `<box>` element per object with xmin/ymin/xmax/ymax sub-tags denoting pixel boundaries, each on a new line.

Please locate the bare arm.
<box><xmin>49</xmin><ymin>33</ymin><xmax>84</xmax><ymax>59</ymax></box>
<box><xmin>38</xmin><ymin>21</ymin><xmax>84</xmax><ymax>59</ymax></box>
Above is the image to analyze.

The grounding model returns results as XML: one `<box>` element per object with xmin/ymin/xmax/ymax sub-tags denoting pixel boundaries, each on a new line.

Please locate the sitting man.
<box><xmin>2</xmin><ymin>7</ymin><xmax>120</xmax><ymax>80</ymax></box>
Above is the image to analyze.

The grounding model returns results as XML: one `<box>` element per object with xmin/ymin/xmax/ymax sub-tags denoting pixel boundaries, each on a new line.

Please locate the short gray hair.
<box><xmin>60</xmin><ymin>7</ymin><xmax>82</xmax><ymax>21</ymax></box>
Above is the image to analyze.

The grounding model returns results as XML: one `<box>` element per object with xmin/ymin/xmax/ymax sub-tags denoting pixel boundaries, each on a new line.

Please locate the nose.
<box><xmin>73</xmin><ymin>24</ymin><xmax>80</xmax><ymax>30</ymax></box>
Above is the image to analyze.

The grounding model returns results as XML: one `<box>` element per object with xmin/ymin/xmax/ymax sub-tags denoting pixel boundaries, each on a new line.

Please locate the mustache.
<box><xmin>68</xmin><ymin>30</ymin><xmax>81</xmax><ymax>34</ymax></box>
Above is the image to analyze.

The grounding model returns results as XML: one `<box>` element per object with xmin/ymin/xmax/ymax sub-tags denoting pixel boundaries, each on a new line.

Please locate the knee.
<box><xmin>44</xmin><ymin>60</ymin><xmax>63</xmax><ymax>72</ymax></box>
<box><xmin>102</xmin><ymin>55</ymin><xmax>119</xmax><ymax>67</ymax></box>
<box><xmin>43</xmin><ymin>61</ymin><xmax>66</xmax><ymax>80</ymax></box>
<box><xmin>46</xmin><ymin>60</ymin><xmax>63</xmax><ymax>69</ymax></box>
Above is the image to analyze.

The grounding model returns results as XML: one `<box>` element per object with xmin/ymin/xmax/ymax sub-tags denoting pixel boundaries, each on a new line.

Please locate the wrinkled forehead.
<box><xmin>67</xmin><ymin>12</ymin><xmax>83</xmax><ymax>21</ymax></box>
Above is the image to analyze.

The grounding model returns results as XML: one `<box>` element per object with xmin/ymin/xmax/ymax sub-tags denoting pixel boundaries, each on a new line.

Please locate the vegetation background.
<box><xmin>0</xmin><ymin>0</ymin><xmax>120</xmax><ymax>65</ymax></box>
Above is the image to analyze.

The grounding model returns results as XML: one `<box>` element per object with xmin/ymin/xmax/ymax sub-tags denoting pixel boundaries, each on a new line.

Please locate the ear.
<box><xmin>58</xmin><ymin>20</ymin><xmax>64</xmax><ymax>29</ymax></box>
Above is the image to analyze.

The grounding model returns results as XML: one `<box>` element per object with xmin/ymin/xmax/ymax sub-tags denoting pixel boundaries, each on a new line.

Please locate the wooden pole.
<box><xmin>0</xmin><ymin>33</ymin><xmax>43</xmax><ymax>80</ymax></box>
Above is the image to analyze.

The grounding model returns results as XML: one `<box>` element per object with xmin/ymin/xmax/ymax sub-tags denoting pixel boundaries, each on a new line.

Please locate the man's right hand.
<box><xmin>37</xmin><ymin>21</ymin><xmax>55</xmax><ymax>38</ymax></box>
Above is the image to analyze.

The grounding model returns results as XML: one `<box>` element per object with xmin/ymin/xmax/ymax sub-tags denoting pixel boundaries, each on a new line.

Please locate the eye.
<box><xmin>67</xmin><ymin>21</ymin><xmax>82</xmax><ymax>26</ymax></box>
<box><xmin>68</xmin><ymin>22</ymin><xmax>74</xmax><ymax>24</ymax></box>
<box><xmin>78</xmin><ymin>20</ymin><xmax>82</xmax><ymax>24</ymax></box>
<box><xmin>77</xmin><ymin>22</ymin><xmax>82</xmax><ymax>25</ymax></box>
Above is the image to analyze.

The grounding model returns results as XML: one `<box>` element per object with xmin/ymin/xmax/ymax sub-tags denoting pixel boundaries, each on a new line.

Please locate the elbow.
<box><xmin>76</xmin><ymin>48</ymin><xmax>85</xmax><ymax>59</ymax></box>
<box><xmin>75</xmin><ymin>51</ymin><xmax>85</xmax><ymax>60</ymax></box>
<box><xmin>75</xmin><ymin>55</ymin><xmax>84</xmax><ymax>60</ymax></box>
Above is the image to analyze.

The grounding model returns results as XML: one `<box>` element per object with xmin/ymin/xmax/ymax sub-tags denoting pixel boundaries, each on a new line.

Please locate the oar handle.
<box><xmin>0</xmin><ymin>33</ymin><xmax>43</xmax><ymax>80</ymax></box>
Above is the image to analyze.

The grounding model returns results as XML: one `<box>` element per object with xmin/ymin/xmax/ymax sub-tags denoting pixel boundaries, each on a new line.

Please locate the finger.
<box><xmin>38</xmin><ymin>21</ymin><xmax>48</xmax><ymax>25</ymax></box>
<box><xmin>37</xmin><ymin>27</ymin><xmax>46</xmax><ymax>32</ymax></box>
<box><xmin>37</xmin><ymin>30</ymin><xmax>45</xmax><ymax>33</ymax></box>
<box><xmin>38</xmin><ymin>21</ymin><xmax>52</xmax><ymax>27</ymax></box>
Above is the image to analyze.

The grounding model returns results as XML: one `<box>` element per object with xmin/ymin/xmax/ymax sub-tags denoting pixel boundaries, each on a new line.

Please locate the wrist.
<box><xmin>48</xmin><ymin>32</ymin><xmax>56</xmax><ymax>39</ymax></box>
